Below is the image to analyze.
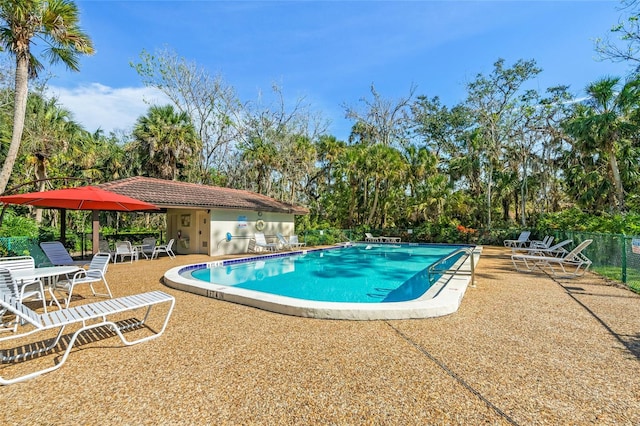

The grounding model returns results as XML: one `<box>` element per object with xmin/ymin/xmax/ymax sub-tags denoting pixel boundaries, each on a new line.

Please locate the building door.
<box><xmin>196</xmin><ymin>211</ymin><xmax>211</xmax><ymax>255</ymax></box>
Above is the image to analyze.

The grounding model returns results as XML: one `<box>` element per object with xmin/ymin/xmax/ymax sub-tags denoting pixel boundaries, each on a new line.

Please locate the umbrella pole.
<box><xmin>92</xmin><ymin>210</ymin><xmax>100</xmax><ymax>255</ymax></box>
<box><xmin>60</xmin><ymin>209</ymin><xmax>67</xmax><ymax>245</ymax></box>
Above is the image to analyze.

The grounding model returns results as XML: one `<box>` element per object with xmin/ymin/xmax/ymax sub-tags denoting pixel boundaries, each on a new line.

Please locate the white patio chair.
<box><xmin>39</xmin><ymin>241</ymin><xmax>88</xmax><ymax>267</ymax></box>
<box><xmin>98</xmin><ymin>239</ymin><xmax>116</xmax><ymax>260</ymax></box>
<box><xmin>0</xmin><ymin>257</ymin><xmax>46</xmax><ymax>312</ymax></box>
<box><xmin>151</xmin><ymin>239</ymin><xmax>176</xmax><ymax>260</ymax></box>
<box><xmin>139</xmin><ymin>237</ymin><xmax>156</xmax><ymax>259</ymax></box>
<box><xmin>0</xmin><ymin>290</ymin><xmax>175</xmax><ymax>385</ymax></box>
<box><xmin>114</xmin><ymin>241</ymin><xmax>137</xmax><ymax>263</ymax></box>
<box><xmin>0</xmin><ymin>267</ymin><xmax>47</xmax><ymax>333</ymax></box>
<box><xmin>55</xmin><ymin>252</ymin><xmax>112</xmax><ymax>307</ymax></box>
<box><xmin>511</xmin><ymin>239</ymin><xmax>593</xmax><ymax>277</ymax></box>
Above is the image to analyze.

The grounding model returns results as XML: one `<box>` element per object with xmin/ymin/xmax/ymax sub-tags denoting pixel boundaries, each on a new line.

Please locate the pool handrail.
<box><xmin>427</xmin><ymin>246</ymin><xmax>476</xmax><ymax>287</ymax></box>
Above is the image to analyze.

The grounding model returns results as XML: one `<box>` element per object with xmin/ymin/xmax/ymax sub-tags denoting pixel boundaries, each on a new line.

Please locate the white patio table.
<box><xmin>132</xmin><ymin>244</ymin><xmax>148</xmax><ymax>260</ymax></box>
<box><xmin>12</xmin><ymin>265</ymin><xmax>83</xmax><ymax>309</ymax></box>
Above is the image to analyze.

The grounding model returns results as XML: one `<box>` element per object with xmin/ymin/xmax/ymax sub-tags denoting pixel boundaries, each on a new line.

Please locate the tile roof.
<box><xmin>97</xmin><ymin>177</ymin><xmax>309</xmax><ymax>215</ymax></box>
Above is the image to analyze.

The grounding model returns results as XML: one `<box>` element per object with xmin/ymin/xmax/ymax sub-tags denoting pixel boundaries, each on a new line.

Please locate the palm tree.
<box><xmin>0</xmin><ymin>0</ymin><xmax>94</xmax><ymax>194</ymax></box>
<box><xmin>563</xmin><ymin>75</ymin><xmax>640</xmax><ymax>212</ymax></box>
<box><xmin>132</xmin><ymin>104</ymin><xmax>201</xmax><ymax>181</ymax></box>
<box><xmin>22</xmin><ymin>94</ymin><xmax>75</xmax><ymax>183</ymax></box>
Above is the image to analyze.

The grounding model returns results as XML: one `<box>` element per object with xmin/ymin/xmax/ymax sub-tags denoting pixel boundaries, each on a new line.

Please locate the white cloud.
<box><xmin>47</xmin><ymin>84</ymin><xmax>170</xmax><ymax>134</ymax></box>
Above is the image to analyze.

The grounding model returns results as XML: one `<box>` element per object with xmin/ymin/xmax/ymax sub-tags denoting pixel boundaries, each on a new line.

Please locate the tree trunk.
<box><xmin>35</xmin><ymin>155</ymin><xmax>48</xmax><ymax>224</ymax></box>
<box><xmin>502</xmin><ymin>197</ymin><xmax>510</xmax><ymax>222</ymax></box>
<box><xmin>520</xmin><ymin>165</ymin><xmax>528</xmax><ymax>227</ymax></box>
<box><xmin>0</xmin><ymin>57</ymin><xmax>30</xmax><ymax>194</ymax></box>
<box><xmin>367</xmin><ymin>179</ymin><xmax>380</xmax><ymax>226</ymax></box>
<box><xmin>347</xmin><ymin>183</ymin><xmax>357</xmax><ymax>227</ymax></box>
<box><xmin>486</xmin><ymin>164</ymin><xmax>493</xmax><ymax>229</ymax></box>
<box><xmin>608</xmin><ymin>148</ymin><xmax>625</xmax><ymax>212</ymax></box>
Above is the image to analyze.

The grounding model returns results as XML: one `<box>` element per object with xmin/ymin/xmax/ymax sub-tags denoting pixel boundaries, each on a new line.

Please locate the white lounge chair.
<box><xmin>151</xmin><ymin>239</ymin><xmax>176</xmax><ymax>260</ymax></box>
<box><xmin>39</xmin><ymin>241</ymin><xmax>88</xmax><ymax>267</ymax></box>
<box><xmin>380</xmin><ymin>236</ymin><xmax>401</xmax><ymax>243</ymax></box>
<box><xmin>115</xmin><ymin>241</ymin><xmax>137</xmax><ymax>263</ymax></box>
<box><xmin>365</xmin><ymin>233</ymin><xmax>381</xmax><ymax>242</ymax></box>
<box><xmin>276</xmin><ymin>233</ymin><xmax>292</xmax><ymax>250</ymax></box>
<box><xmin>289</xmin><ymin>235</ymin><xmax>306</xmax><ymax>248</ymax></box>
<box><xmin>253</xmin><ymin>233</ymin><xmax>278</xmax><ymax>252</ymax></box>
<box><xmin>0</xmin><ymin>267</ymin><xmax>47</xmax><ymax>333</ymax></box>
<box><xmin>529</xmin><ymin>235</ymin><xmax>554</xmax><ymax>249</ymax></box>
<box><xmin>511</xmin><ymin>239</ymin><xmax>593</xmax><ymax>277</ymax></box>
<box><xmin>55</xmin><ymin>252</ymin><xmax>112</xmax><ymax>307</ymax></box>
<box><xmin>0</xmin><ymin>290</ymin><xmax>175</xmax><ymax>385</ymax></box>
<box><xmin>503</xmin><ymin>231</ymin><xmax>531</xmax><ymax>248</ymax></box>
<box><xmin>511</xmin><ymin>239</ymin><xmax>573</xmax><ymax>257</ymax></box>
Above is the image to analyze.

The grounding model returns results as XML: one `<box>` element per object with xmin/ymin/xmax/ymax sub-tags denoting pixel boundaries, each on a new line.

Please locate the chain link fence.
<box><xmin>0</xmin><ymin>237</ymin><xmax>50</xmax><ymax>266</ymax></box>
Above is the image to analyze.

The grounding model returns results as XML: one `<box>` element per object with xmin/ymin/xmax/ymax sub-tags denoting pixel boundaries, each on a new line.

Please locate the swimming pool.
<box><xmin>164</xmin><ymin>243</ymin><xmax>481</xmax><ymax>320</ymax></box>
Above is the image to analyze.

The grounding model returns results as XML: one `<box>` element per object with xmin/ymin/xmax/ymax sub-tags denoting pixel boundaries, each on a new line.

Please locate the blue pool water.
<box><xmin>187</xmin><ymin>244</ymin><xmax>466</xmax><ymax>303</ymax></box>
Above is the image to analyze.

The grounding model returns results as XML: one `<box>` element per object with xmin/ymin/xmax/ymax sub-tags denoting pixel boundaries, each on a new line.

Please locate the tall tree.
<box><xmin>465</xmin><ymin>58</ymin><xmax>541</xmax><ymax>228</ymax></box>
<box><xmin>0</xmin><ymin>0</ymin><xmax>94</xmax><ymax>193</ymax></box>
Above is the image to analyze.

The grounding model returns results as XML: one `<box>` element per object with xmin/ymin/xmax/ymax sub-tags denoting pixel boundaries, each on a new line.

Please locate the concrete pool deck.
<box><xmin>1</xmin><ymin>245</ymin><xmax>639</xmax><ymax>424</ymax></box>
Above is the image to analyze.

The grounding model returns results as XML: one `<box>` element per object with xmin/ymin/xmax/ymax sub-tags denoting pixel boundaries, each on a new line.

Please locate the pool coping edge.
<box><xmin>163</xmin><ymin>244</ymin><xmax>482</xmax><ymax>320</ymax></box>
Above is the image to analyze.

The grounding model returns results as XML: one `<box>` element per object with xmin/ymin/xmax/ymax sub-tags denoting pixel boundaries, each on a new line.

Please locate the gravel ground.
<box><xmin>1</xmin><ymin>245</ymin><xmax>639</xmax><ymax>425</ymax></box>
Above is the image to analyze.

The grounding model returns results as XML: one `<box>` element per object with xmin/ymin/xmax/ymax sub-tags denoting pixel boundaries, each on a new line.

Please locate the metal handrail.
<box><xmin>428</xmin><ymin>246</ymin><xmax>476</xmax><ymax>287</ymax></box>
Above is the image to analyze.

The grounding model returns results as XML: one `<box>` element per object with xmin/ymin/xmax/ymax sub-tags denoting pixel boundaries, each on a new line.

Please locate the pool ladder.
<box><xmin>427</xmin><ymin>247</ymin><xmax>477</xmax><ymax>287</ymax></box>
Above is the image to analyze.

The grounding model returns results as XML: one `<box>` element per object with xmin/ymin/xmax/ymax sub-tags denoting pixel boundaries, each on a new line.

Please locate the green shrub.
<box><xmin>0</xmin><ymin>212</ymin><xmax>39</xmax><ymax>238</ymax></box>
<box><xmin>536</xmin><ymin>209</ymin><xmax>640</xmax><ymax>235</ymax></box>
<box><xmin>38</xmin><ymin>226</ymin><xmax>56</xmax><ymax>242</ymax></box>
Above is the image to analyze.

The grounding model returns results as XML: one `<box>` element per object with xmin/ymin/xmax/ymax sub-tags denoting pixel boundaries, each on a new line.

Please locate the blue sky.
<box><xmin>41</xmin><ymin>0</ymin><xmax>632</xmax><ymax>141</ymax></box>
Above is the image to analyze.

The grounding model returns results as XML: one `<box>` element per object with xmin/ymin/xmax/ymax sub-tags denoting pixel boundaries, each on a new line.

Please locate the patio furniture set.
<box><xmin>0</xmin><ymin>241</ymin><xmax>175</xmax><ymax>385</ymax></box>
<box><xmin>98</xmin><ymin>238</ymin><xmax>176</xmax><ymax>263</ymax></box>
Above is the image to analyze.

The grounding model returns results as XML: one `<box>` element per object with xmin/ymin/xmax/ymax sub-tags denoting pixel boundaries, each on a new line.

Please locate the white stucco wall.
<box><xmin>166</xmin><ymin>208</ymin><xmax>296</xmax><ymax>256</ymax></box>
<box><xmin>210</xmin><ymin>209</ymin><xmax>295</xmax><ymax>255</ymax></box>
